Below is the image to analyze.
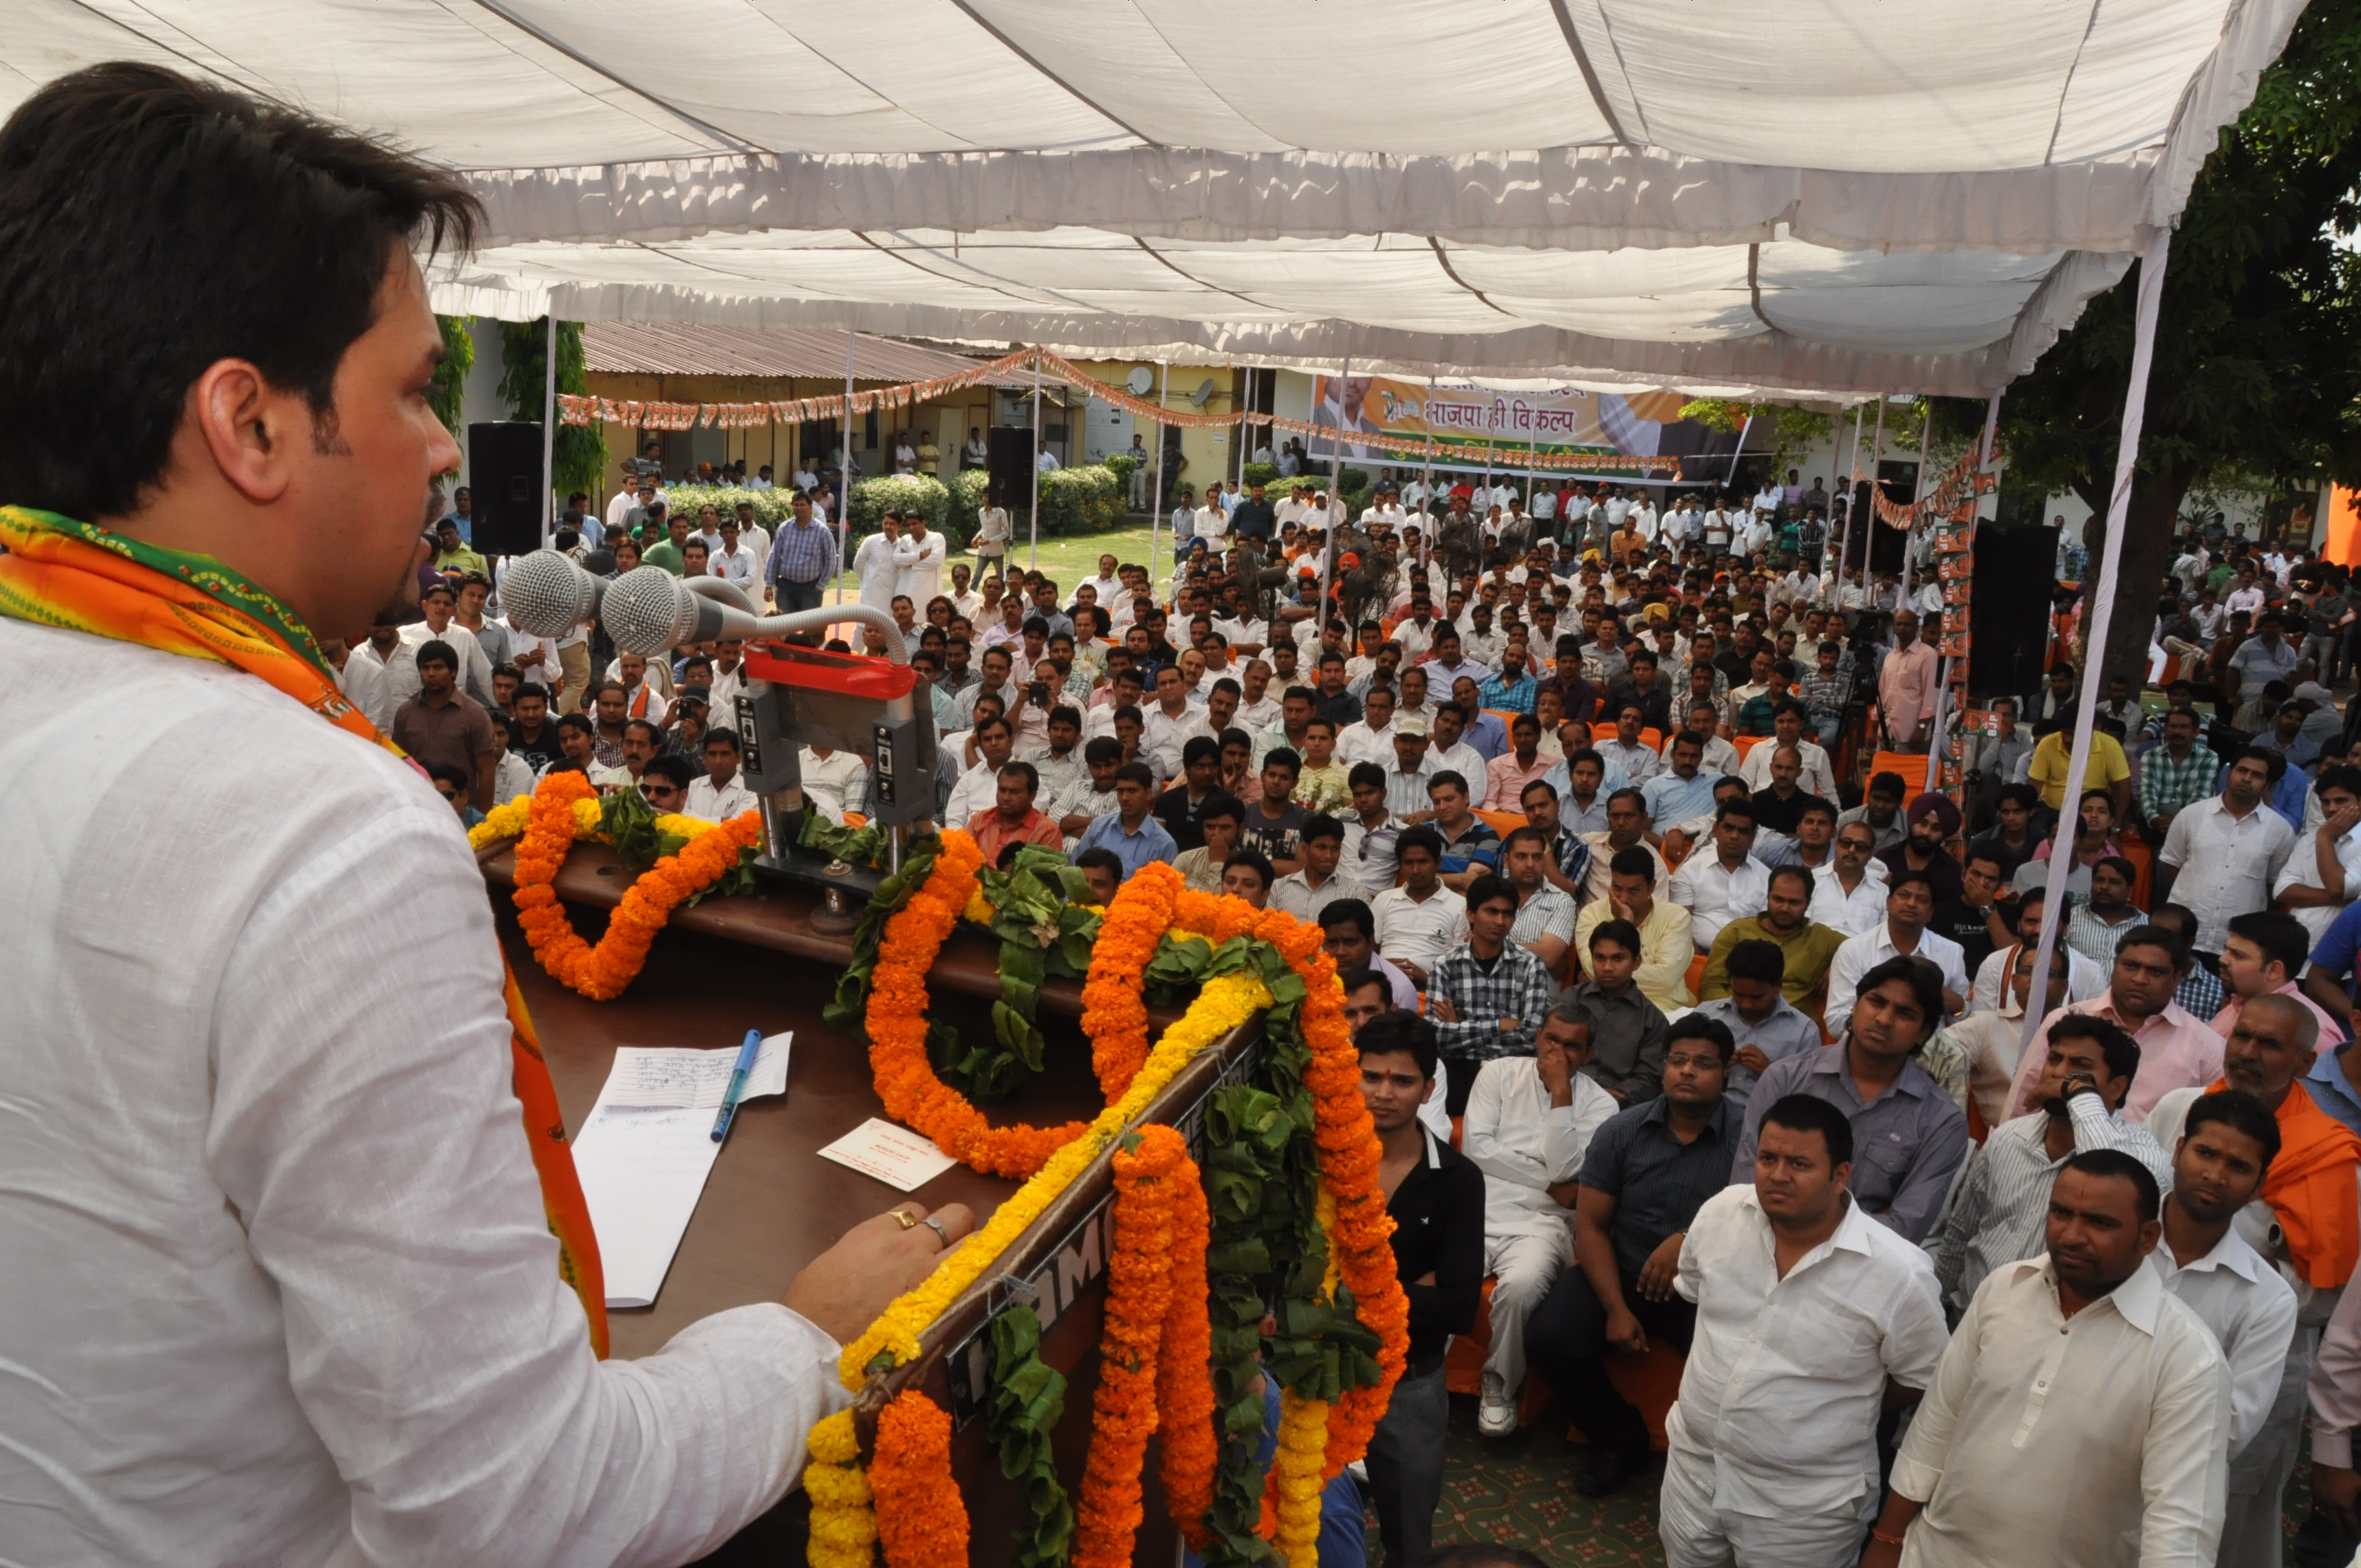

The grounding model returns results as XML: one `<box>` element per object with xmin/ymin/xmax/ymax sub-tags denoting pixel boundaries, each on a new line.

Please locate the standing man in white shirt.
<box><xmin>2147</xmin><ymin>1090</ymin><xmax>2299</xmax><ymax>1476</ymax></box>
<box><xmin>892</xmin><ymin>515</ymin><xmax>945</xmax><ymax>605</ymax></box>
<box><xmin>1864</xmin><ymin>1151</ymin><xmax>2232</xmax><ymax>1568</ymax></box>
<box><xmin>1460</xmin><ymin>1005</ymin><xmax>1618</xmax><ymax>1437</ymax></box>
<box><xmin>1661</xmin><ymin>1095</ymin><xmax>1950</xmax><ymax>1568</ymax></box>
<box><xmin>2158</xmin><ymin>748</ymin><xmax>2300</xmax><ymax>964</ymax></box>
<box><xmin>852</xmin><ymin>512</ymin><xmax>901</xmax><ymax>614</ymax></box>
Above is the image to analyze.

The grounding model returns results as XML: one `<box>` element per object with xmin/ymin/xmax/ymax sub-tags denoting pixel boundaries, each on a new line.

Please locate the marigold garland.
<box><xmin>1074</xmin><ymin>1126</ymin><xmax>1184</xmax><ymax>1568</ymax></box>
<box><xmin>1155</xmin><ymin>1154</ymin><xmax>1219</xmax><ymax>1553</ymax></box>
<box><xmin>505</xmin><ymin>772</ymin><xmax>764</xmax><ymax>1001</ymax></box>
<box><xmin>803</xmin><ymin>1409</ymin><xmax>877</xmax><ymax>1568</ymax></box>
<box><xmin>864</xmin><ymin>830</ymin><xmax>1091</xmax><ymax>1178</ymax></box>
<box><xmin>870</xmin><ymin>1390</ymin><xmax>968</xmax><ymax>1568</ymax></box>
<box><xmin>1269</xmin><ymin>1390</ymin><xmax>1330</xmax><ymax>1567</ymax></box>
<box><xmin>837</xmin><ymin>968</ymin><xmax>1273</xmax><ymax>1391</ymax></box>
<box><xmin>1078</xmin><ymin>861</ymin><xmax>1181</xmax><ymax>1098</ymax></box>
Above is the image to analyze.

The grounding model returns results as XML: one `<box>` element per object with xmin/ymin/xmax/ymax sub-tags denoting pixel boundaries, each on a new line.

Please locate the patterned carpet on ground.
<box><xmin>1390</xmin><ymin>1393</ymin><xmax>2317</xmax><ymax>1567</ymax></box>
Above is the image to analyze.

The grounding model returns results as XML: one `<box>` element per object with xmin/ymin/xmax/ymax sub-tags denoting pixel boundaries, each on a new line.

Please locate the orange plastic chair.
<box><xmin>1473</xmin><ymin>807</ymin><xmax>1531</xmax><ymax>838</ymax></box>
<box><xmin>1734</xmin><ymin>735</ymin><xmax>1763</xmax><ymax>762</ymax></box>
<box><xmin>2122</xmin><ymin>835</ymin><xmax>2156</xmax><ymax>911</ymax></box>
<box><xmin>1588</xmin><ymin>722</ymin><xmax>1664</xmax><ymax>752</ymax></box>
<box><xmin>1869</xmin><ymin>751</ymin><xmax>1929</xmax><ymax>796</ymax></box>
<box><xmin>1565</xmin><ymin>1345</ymin><xmax>1686</xmax><ymax>1453</ymax></box>
<box><xmin>1684</xmin><ymin>952</ymin><xmax>1708</xmax><ymax>1001</ymax></box>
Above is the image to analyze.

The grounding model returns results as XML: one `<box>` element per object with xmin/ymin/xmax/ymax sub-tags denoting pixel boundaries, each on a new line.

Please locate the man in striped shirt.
<box><xmin>1929</xmin><ymin>1014</ymin><xmax>2172</xmax><ymax>1313</ymax></box>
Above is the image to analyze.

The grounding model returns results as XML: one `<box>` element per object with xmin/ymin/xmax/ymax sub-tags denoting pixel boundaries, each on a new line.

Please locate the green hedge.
<box><xmin>846</xmin><ymin>475</ymin><xmax>951</xmax><ymax>534</ymax></box>
<box><xmin>658</xmin><ymin>464</ymin><xmax>1128</xmax><ymax>553</ymax></box>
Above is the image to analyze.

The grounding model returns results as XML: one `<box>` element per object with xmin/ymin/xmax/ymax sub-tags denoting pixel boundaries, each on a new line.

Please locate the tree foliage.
<box><xmin>1679</xmin><ymin>399</ymin><xmax>1838</xmax><ymax>480</ymax></box>
<box><xmin>427</xmin><ymin>315</ymin><xmax>474</xmax><ymax>455</ymax></box>
<box><xmin>1960</xmin><ymin>0</ymin><xmax>2361</xmax><ymax>683</ymax></box>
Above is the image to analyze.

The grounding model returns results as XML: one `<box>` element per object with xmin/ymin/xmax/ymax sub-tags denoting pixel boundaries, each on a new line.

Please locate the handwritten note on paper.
<box><xmin>817</xmin><ymin>1118</ymin><xmax>960</xmax><ymax>1193</ymax></box>
<box><xmin>571</xmin><ymin>1034</ymin><xmax>792</xmax><ymax>1308</ymax></box>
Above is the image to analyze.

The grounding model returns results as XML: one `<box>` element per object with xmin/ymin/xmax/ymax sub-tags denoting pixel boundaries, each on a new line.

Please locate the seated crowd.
<box><xmin>392</xmin><ymin>479</ymin><xmax>2361</xmax><ymax>1568</ymax></box>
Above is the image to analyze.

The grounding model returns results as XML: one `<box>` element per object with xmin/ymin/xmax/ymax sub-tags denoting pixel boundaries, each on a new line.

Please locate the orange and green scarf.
<box><xmin>0</xmin><ymin>506</ymin><xmax>608</xmax><ymax>1356</ymax></box>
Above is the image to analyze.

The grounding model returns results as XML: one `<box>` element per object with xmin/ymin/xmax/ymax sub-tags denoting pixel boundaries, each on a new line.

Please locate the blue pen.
<box><xmin>711</xmin><ymin>1029</ymin><xmax>764</xmax><ymax>1143</ymax></box>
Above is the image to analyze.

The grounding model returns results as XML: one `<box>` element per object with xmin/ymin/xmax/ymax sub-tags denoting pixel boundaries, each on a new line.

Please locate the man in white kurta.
<box><xmin>0</xmin><ymin>70</ymin><xmax>960</xmax><ymax>1566</ymax></box>
<box><xmin>1459</xmin><ymin>1008</ymin><xmax>1617</xmax><ymax>1435</ymax></box>
<box><xmin>893</xmin><ymin>518</ymin><xmax>946</xmax><ymax>604</ymax></box>
<box><xmin>852</xmin><ymin>515</ymin><xmax>902</xmax><ymax>614</ymax></box>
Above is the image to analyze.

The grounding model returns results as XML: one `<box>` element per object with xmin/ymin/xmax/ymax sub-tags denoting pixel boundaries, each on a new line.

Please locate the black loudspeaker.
<box><xmin>467</xmin><ymin>421</ymin><xmax>547</xmax><ymax>556</ymax></box>
<box><xmin>987</xmin><ymin>427</ymin><xmax>1034</xmax><ymax>516</ymax></box>
<box><xmin>1968</xmin><ymin>525</ymin><xmax>2061</xmax><ymax>700</ymax></box>
<box><xmin>1835</xmin><ymin>481</ymin><xmax>1907</xmax><ymax>577</ymax></box>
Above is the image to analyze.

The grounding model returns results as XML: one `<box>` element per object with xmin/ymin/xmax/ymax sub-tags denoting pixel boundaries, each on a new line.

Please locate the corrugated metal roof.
<box><xmin>581</xmin><ymin>322</ymin><xmax>1031</xmax><ymax>387</ymax></box>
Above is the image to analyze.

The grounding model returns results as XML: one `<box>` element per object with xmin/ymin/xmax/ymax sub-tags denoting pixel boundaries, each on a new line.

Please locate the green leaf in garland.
<box><xmin>985</xmin><ymin>1307</ymin><xmax>1075</xmax><ymax>1568</ymax></box>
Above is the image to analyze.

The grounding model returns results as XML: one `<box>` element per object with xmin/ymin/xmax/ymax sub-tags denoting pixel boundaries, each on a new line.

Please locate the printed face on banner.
<box><xmin>1307</xmin><ymin>377</ymin><xmax>1697</xmax><ymax>464</ymax></box>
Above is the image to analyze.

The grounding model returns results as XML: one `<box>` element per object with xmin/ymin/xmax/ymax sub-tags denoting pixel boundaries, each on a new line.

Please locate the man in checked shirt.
<box><xmin>1428</xmin><ymin>874</ymin><xmax>1558</xmax><ymax>1117</ymax></box>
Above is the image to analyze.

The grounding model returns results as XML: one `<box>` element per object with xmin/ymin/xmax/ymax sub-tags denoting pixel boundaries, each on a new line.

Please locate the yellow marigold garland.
<box><xmin>1271</xmin><ymin>1390</ymin><xmax>1330</xmax><ymax>1567</ymax></box>
<box><xmin>837</xmin><ymin>968</ymin><xmax>1272</xmax><ymax>1392</ymax></box>
<box><xmin>803</xmin><ymin>1409</ymin><xmax>877</xmax><ymax>1568</ymax></box>
<box><xmin>869</xmin><ymin>1390</ymin><xmax>968</xmax><ymax>1568</ymax></box>
<box><xmin>1074</xmin><ymin>1125</ymin><xmax>1185</xmax><ymax>1568</ymax></box>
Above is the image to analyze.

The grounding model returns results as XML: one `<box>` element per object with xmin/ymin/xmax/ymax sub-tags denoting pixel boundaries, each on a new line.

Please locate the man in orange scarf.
<box><xmin>0</xmin><ymin>63</ymin><xmax>962</xmax><ymax>1567</ymax></box>
<box><xmin>2147</xmin><ymin>993</ymin><xmax>2361</xmax><ymax>1568</ymax></box>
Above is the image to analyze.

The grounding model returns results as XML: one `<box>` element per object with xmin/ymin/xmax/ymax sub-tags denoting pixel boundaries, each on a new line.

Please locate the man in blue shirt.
<box><xmin>1641</xmin><ymin>730</ymin><xmax>1716</xmax><ymax>830</ymax></box>
<box><xmin>1073</xmin><ymin>762</ymin><xmax>1177</xmax><ymax>877</ymax></box>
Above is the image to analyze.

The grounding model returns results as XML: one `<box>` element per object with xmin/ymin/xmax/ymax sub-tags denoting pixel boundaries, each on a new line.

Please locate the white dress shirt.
<box><xmin>1738</xmin><ymin>736</ymin><xmax>1838</xmax><ymax>800</ymax></box>
<box><xmin>1670</xmin><ymin>1187</ymin><xmax>1949</xmax><ymax>1520</ymax></box>
<box><xmin>2147</xmin><ymin>1227</ymin><xmax>2298</xmax><ymax>1459</ymax></box>
<box><xmin>1890</xmin><ymin>1257</ymin><xmax>2231</xmax><ymax>1568</ymax></box>
<box><xmin>2159</xmin><ymin>795</ymin><xmax>2298</xmax><ymax>954</ymax></box>
<box><xmin>1269</xmin><ymin>867</ymin><xmax>1366</xmax><ymax>924</ymax></box>
<box><xmin>1371</xmin><ymin>884</ymin><xmax>1469</xmax><ymax>979</ymax></box>
<box><xmin>1460</xmin><ymin>1059</ymin><xmax>1617</xmax><ymax>1243</ymax></box>
<box><xmin>336</xmin><ymin>648</ymin><xmax>394</xmax><ymax>733</ymax></box>
<box><xmin>398</xmin><ymin>618</ymin><xmax>494</xmax><ymax>707</ymax></box>
<box><xmin>892</xmin><ymin>531</ymin><xmax>946</xmax><ymax>603</ymax></box>
<box><xmin>709</xmin><ymin>542</ymin><xmax>760</xmax><ymax>587</ymax></box>
<box><xmin>1823</xmin><ymin>921</ymin><xmax>1967</xmax><ymax>1037</ymax></box>
<box><xmin>1805</xmin><ymin>860</ymin><xmax>1890</xmax><ymax>937</ymax></box>
<box><xmin>2275</xmin><ymin>819</ymin><xmax>2361</xmax><ymax>940</ymax></box>
<box><xmin>685</xmin><ymin>772</ymin><xmax>760</xmax><ymax>823</ymax></box>
<box><xmin>797</xmin><ymin>747</ymin><xmax>869</xmax><ymax>824</ymax></box>
<box><xmin>941</xmin><ymin>758</ymin><xmax>1005</xmax><ymax>827</ymax></box>
<box><xmin>0</xmin><ymin>623</ymin><xmax>844</xmax><ymax>1567</ymax></box>
<box><xmin>1334</xmin><ymin>717</ymin><xmax>1399</xmax><ymax>769</ymax></box>
<box><xmin>1668</xmin><ymin>852</ymin><xmax>1771</xmax><ymax>952</ymax></box>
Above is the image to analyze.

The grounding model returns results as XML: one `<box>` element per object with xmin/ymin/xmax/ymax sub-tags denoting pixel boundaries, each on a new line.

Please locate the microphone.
<box><xmin>603</xmin><ymin>565</ymin><xmax>757</xmax><ymax>653</ymax></box>
<box><xmin>502</xmin><ymin>549</ymin><xmax>606</xmax><ymax>639</ymax></box>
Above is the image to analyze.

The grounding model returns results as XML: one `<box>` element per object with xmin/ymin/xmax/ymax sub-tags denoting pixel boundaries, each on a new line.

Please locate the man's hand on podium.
<box><xmin>784</xmin><ymin>1202</ymin><xmax>976</xmax><ymax>1346</ymax></box>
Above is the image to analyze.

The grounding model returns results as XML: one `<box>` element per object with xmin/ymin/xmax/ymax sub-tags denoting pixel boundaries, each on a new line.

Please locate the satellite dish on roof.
<box><xmin>1126</xmin><ymin>366</ymin><xmax>1155</xmax><ymax>396</ymax></box>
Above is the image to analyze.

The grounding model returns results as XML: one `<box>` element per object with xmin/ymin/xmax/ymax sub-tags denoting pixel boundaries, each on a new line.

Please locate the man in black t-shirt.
<box><xmin>1929</xmin><ymin>847</ymin><xmax>2014</xmax><ymax>978</ymax></box>
<box><xmin>1151</xmin><ymin>735</ymin><xmax>1222</xmax><ymax>852</ymax></box>
<box><xmin>505</xmin><ymin>682</ymin><xmax>562</xmax><ymax>772</ymax></box>
<box><xmin>1359</xmin><ymin>1010</ymin><xmax>1483</xmax><ymax>1568</ymax></box>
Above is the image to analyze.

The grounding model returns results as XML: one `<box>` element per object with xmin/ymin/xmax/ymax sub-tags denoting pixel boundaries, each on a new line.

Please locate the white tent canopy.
<box><xmin>1</xmin><ymin>0</ymin><xmax>2308</xmax><ymax>394</ymax></box>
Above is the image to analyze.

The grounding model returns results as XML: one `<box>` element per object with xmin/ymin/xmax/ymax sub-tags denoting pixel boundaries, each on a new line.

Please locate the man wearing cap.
<box><xmin>1878</xmin><ymin>792</ymin><xmax>1966</xmax><ymax>904</ymax></box>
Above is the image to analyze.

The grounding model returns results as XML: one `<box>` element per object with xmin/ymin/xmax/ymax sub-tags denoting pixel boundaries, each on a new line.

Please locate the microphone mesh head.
<box><xmin>503</xmin><ymin>550</ymin><xmax>596</xmax><ymax>638</ymax></box>
<box><xmin>603</xmin><ymin>567</ymin><xmax>694</xmax><ymax>654</ymax></box>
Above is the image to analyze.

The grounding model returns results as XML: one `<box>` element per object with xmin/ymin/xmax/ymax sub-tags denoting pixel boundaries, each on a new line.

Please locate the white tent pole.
<box><xmin>1899</xmin><ymin>404</ymin><xmax>1933</xmax><ymax>603</ymax></box>
<box><xmin>2020</xmin><ymin>228</ymin><xmax>2172</xmax><ymax>1045</ymax></box>
<box><xmin>1726</xmin><ymin>413</ymin><xmax>1753</xmax><ymax>488</ymax></box>
<box><xmin>1832</xmin><ymin>402</ymin><xmax>1864</xmax><ymax>611</ymax></box>
<box><xmin>540</xmin><ymin>312</ymin><xmax>557</xmax><ymax>545</ymax></box>
<box><xmin>834</xmin><ymin>331</ymin><xmax>854</xmax><ymax>606</ymax></box>
<box><xmin>1321</xmin><ymin>355</ymin><xmax>1349</xmax><ymax>621</ymax></box>
<box><xmin>1028</xmin><ymin>352</ymin><xmax>1042</xmax><ymax>572</ymax></box>
<box><xmin>1863</xmin><ymin>398</ymin><xmax>1887</xmax><ymax>609</ymax></box>
<box><xmin>1150</xmin><ymin>360</ymin><xmax>1168</xmax><ymax>600</ymax></box>
<box><xmin>1421</xmin><ymin>375</ymin><xmax>1436</xmax><ymax>570</ymax></box>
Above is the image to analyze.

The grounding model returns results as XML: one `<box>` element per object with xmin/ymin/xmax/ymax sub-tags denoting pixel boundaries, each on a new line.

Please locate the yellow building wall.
<box><xmin>1065</xmin><ymin>360</ymin><xmax>1241</xmax><ymax>503</ymax></box>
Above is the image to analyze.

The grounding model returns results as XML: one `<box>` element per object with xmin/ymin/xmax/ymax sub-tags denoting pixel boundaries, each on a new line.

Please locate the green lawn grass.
<box><xmin>826</xmin><ymin>520</ymin><xmax>1167</xmax><ymax>597</ymax></box>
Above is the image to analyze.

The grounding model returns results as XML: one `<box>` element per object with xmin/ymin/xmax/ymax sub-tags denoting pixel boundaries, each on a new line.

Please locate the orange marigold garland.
<box><xmin>1154</xmin><ymin>1150</ymin><xmax>1219</xmax><ymax>1553</ymax></box>
<box><xmin>864</xmin><ymin>829</ymin><xmax>1089</xmax><ymax>1177</ymax></box>
<box><xmin>1073</xmin><ymin>1125</ymin><xmax>1184</xmax><ymax>1568</ymax></box>
<box><xmin>509</xmin><ymin>770</ymin><xmax>764</xmax><ymax>1001</ymax></box>
<box><xmin>870</xmin><ymin>1390</ymin><xmax>969</xmax><ymax>1568</ymax></box>
<box><xmin>1078</xmin><ymin>861</ymin><xmax>1181</xmax><ymax>1098</ymax></box>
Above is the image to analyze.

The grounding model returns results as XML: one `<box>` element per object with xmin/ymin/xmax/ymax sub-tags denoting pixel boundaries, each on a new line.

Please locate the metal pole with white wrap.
<box><xmin>1149</xmin><ymin>360</ymin><xmax>1167</xmax><ymax>600</ymax></box>
<box><xmin>1320</xmin><ymin>355</ymin><xmax>1349</xmax><ymax>623</ymax></box>
<box><xmin>1028</xmin><ymin>354</ymin><xmax>1043</xmax><ymax>572</ymax></box>
<box><xmin>2018</xmin><ymin>228</ymin><xmax>2172</xmax><ymax>1045</ymax></box>
<box><xmin>540</xmin><ymin>313</ymin><xmax>556</xmax><ymax>545</ymax></box>
<box><xmin>835</xmin><ymin>332</ymin><xmax>855</xmax><ymax>606</ymax></box>
<box><xmin>1832</xmin><ymin>402</ymin><xmax>1864</xmax><ymax>609</ymax></box>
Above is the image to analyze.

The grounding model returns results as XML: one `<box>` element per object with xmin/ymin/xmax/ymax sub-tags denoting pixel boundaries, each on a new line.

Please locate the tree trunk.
<box><xmin>2094</xmin><ymin>470</ymin><xmax>2193</xmax><ymax>691</ymax></box>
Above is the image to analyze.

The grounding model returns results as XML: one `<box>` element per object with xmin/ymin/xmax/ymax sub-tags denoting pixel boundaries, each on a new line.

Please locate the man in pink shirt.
<box><xmin>2003</xmin><ymin>921</ymin><xmax>2225</xmax><ymax>1123</ymax></box>
<box><xmin>1484</xmin><ymin>714</ymin><xmax>1554</xmax><ymax>812</ymax></box>
<box><xmin>1877</xmin><ymin>609</ymin><xmax>1938</xmax><ymax>752</ymax></box>
<box><xmin>2214</xmin><ymin>909</ymin><xmax>2348</xmax><ymax>1050</ymax></box>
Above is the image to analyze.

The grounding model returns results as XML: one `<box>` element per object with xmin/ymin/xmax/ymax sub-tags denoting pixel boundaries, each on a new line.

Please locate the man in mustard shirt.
<box><xmin>2027</xmin><ymin>717</ymin><xmax>2133</xmax><ymax>820</ymax></box>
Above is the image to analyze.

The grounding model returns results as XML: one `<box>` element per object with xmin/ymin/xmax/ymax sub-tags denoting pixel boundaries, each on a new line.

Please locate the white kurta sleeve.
<box><xmin>208</xmin><ymin>793</ymin><xmax>849</xmax><ymax>1567</ymax></box>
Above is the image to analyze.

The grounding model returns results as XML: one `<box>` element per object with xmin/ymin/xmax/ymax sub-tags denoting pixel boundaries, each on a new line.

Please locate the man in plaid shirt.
<box><xmin>1426</xmin><ymin>873</ymin><xmax>1559</xmax><ymax>1097</ymax></box>
<box><xmin>1796</xmin><ymin>639</ymin><xmax>1851</xmax><ymax>749</ymax></box>
<box><xmin>2137</xmin><ymin>706</ymin><xmax>2216</xmax><ymax>841</ymax></box>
